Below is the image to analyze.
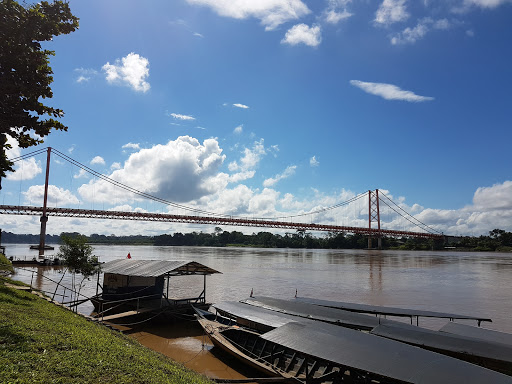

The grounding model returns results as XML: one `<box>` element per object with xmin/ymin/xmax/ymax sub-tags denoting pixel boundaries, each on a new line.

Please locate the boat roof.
<box><xmin>101</xmin><ymin>259</ymin><xmax>221</xmax><ymax>278</ymax></box>
<box><xmin>240</xmin><ymin>296</ymin><xmax>400</xmax><ymax>331</ymax></box>
<box><xmin>261</xmin><ymin>322</ymin><xmax>512</xmax><ymax>384</ymax></box>
<box><xmin>439</xmin><ymin>322</ymin><xmax>512</xmax><ymax>347</ymax></box>
<box><xmin>371</xmin><ymin>322</ymin><xmax>512</xmax><ymax>364</ymax></box>
<box><xmin>213</xmin><ymin>301</ymin><xmax>306</xmax><ymax>329</ymax></box>
<box><xmin>296</xmin><ymin>296</ymin><xmax>492</xmax><ymax>323</ymax></box>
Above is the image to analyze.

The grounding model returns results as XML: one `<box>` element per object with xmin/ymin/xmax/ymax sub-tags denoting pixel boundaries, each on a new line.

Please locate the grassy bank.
<box><xmin>0</xmin><ymin>276</ymin><xmax>212</xmax><ymax>384</ymax></box>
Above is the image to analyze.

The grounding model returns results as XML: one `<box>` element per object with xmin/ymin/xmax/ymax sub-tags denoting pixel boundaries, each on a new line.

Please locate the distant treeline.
<box><xmin>1</xmin><ymin>229</ymin><xmax>511</xmax><ymax>251</ymax></box>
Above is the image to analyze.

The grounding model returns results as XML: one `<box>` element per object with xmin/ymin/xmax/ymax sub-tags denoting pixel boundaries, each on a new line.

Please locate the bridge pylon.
<box><xmin>368</xmin><ymin>189</ymin><xmax>382</xmax><ymax>250</ymax></box>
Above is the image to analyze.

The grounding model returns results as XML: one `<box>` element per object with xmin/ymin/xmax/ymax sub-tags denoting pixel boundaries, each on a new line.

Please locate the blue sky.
<box><xmin>2</xmin><ymin>0</ymin><xmax>512</xmax><ymax>237</ymax></box>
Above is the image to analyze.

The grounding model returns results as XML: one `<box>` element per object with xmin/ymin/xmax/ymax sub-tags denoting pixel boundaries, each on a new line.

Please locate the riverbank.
<box><xmin>0</xmin><ymin>276</ymin><xmax>213</xmax><ymax>384</ymax></box>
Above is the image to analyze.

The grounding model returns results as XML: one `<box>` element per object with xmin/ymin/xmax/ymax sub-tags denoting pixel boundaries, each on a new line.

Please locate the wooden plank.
<box><xmin>94</xmin><ymin>307</ymin><xmax>154</xmax><ymax>321</ymax></box>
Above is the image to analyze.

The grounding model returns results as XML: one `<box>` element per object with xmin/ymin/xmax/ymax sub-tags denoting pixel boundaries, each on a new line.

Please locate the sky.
<box><xmin>1</xmin><ymin>0</ymin><xmax>512</xmax><ymax>237</ymax></box>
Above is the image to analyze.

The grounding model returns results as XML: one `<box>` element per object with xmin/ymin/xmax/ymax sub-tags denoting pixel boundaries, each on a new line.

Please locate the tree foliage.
<box><xmin>57</xmin><ymin>234</ymin><xmax>98</xmax><ymax>278</ymax></box>
<box><xmin>0</xmin><ymin>0</ymin><xmax>79</xmax><ymax>186</ymax></box>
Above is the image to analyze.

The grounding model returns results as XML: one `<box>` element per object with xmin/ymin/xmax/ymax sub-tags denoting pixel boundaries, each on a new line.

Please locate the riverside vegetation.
<box><xmin>0</xmin><ymin>254</ymin><xmax>212</xmax><ymax>384</ymax></box>
<box><xmin>2</xmin><ymin>228</ymin><xmax>512</xmax><ymax>251</ymax></box>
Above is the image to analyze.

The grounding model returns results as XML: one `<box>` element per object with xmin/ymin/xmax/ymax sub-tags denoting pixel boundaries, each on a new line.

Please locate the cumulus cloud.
<box><xmin>78</xmin><ymin>136</ymin><xmax>226</xmax><ymax>203</ymax></box>
<box><xmin>170</xmin><ymin>113</ymin><xmax>196</xmax><ymax>120</ymax></box>
<box><xmin>232</xmin><ymin>139</ymin><xmax>267</xmax><ymax>171</ymax></box>
<box><xmin>234</xmin><ymin>125</ymin><xmax>243</xmax><ymax>134</ymax></box>
<box><xmin>310</xmin><ymin>156</ymin><xmax>319</xmax><ymax>167</ymax></box>
<box><xmin>102</xmin><ymin>52</ymin><xmax>150</xmax><ymax>93</ymax></box>
<box><xmin>472</xmin><ymin>181</ymin><xmax>512</xmax><ymax>211</ymax></box>
<box><xmin>375</xmin><ymin>0</ymin><xmax>409</xmax><ymax>25</ymax></box>
<box><xmin>5</xmin><ymin>137</ymin><xmax>42</xmax><ymax>181</ymax></box>
<box><xmin>122</xmin><ymin>143</ymin><xmax>140</xmax><ymax>150</ymax></box>
<box><xmin>23</xmin><ymin>185</ymin><xmax>80</xmax><ymax>206</ymax></box>
<box><xmin>350</xmin><ymin>80</ymin><xmax>434</xmax><ymax>102</ymax></box>
<box><xmin>185</xmin><ymin>0</ymin><xmax>310</xmax><ymax>31</ymax></box>
<box><xmin>74</xmin><ymin>169</ymin><xmax>88</xmax><ymax>179</ymax></box>
<box><xmin>111</xmin><ymin>162</ymin><xmax>122</xmax><ymax>170</ymax></box>
<box><xmin>263</xmin><ymin>165</ymin><xmax>297</xmax><ymax>187</ymax></box>
<box><xmin>281</xmin><ymin>24</ymin><xmax>322</xmax><ymax>47</ymax></box>
<box><xmin>90</xmin><ymin>156</ymin><xmax>106</xmax><ymax>166</ymax></box>
<box><xmin>233</xmin><ymin>103</ymin><xmax>249</xmax><ymax>109</ymax></box>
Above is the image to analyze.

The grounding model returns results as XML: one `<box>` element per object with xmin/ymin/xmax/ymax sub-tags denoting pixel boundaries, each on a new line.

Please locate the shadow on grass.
<box><xmin>0</xmin><ymin>285</ymin><xmax>35</xmax><ymax>306</ymax></box>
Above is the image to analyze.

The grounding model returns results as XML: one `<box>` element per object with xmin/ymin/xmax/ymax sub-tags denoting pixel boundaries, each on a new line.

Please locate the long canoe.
<box><xmin>195</xmin><ymin>308</ymin><xmax>512</xmax><ymax>384</ymax></box>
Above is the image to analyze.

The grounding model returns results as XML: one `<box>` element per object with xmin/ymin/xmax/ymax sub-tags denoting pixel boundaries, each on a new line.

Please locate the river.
<box><xmin>7</xmin><ymin>244</ymin><xmax>512</xmax><ymax>379</ymax></box>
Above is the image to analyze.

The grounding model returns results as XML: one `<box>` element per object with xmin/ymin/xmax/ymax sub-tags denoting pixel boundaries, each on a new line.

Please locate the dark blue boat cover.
<box><xmin>261</xmin><ymin>322</ymin><xmax>512</xmax><ymax>384</ymax></box>
<box><xmin>296</xmin><ymin>296</ymin><xmax>491</xmax><ymax>323</ymax></box>
<box><xmin>439</xmin><ymin>322</ymin><xmax>512</xmax><ymax>347</ymax></box>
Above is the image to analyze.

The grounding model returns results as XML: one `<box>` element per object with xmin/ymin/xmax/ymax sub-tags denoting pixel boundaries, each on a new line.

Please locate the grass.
<box><xmin>0</xmin><ymin>278</ymin><xmax>213</xmax><ymax>384</ymax></box>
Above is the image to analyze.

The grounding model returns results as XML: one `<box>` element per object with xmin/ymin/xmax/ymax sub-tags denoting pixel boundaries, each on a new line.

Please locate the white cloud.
<box><xmin>310</xmin><ymin>156</ymin><xmax>319</xmax><ymax>167</ymax></box>
<box><xmin>102</xmin><ymin>52</ymin><xmax>150</xmax><ymax>93</ymax></box>
<box><xmin>263</xmin><ymin>165</ymin><xmax>297</xmax><ymax>187</ymax></box>
<box><xmin>122</xmin><ymin>143</ymin><xmax>140</xmax><ymax>150</ymax></box>
<box><xmin>74</xmin><ymin>169</ymin><xmax>88</xmax><ymax>179</ymax></box>
<box><xmin>350</xmin><ymin>80</ymin><xmax>434</xmax><ymax>102</ymax></box>
<box><xmin>390</xmin><ymin>18</ymin><xmax>453</xmax><ymax>45</ymax></box>
<box><xmin>233</xmin><ymin>103</ymin><xmax>249</xmax><ymax>109</ymax></box>
<box><xmin>111</xmin><ymin>162</ymin><xmax>122</xmax><ymax>170</ymax></box>
<box><xmin>5</xmin><ymin>137</ymin><xmax>42</xmax><ymax>181</ymax></box>
<box><xmin>324</xmin><ymin>0</ymin><xmax>353</xmax><ymax>24</ymax></box>
<box><xmin>22</xmin><ymin>185</ymin><xmax>79</xmax><ymax>206</ymax></box>
<box><xmin>234</xmin><ymin>125</ymin><xmax>243</xmax><ymax>134</ymax></box>
<box><xmin>90</xmin><ymin>156</ymin><xmax>106</xmax><ymax>166</ymax></box>
<box><xmin>281</xmin><ymin>24</ymin><xmax>322</xmax><ymax>47</ymax></box>
<box><xmin>78</xmin><ymin>136</ymin><xmax>226</xmax><ymax>203</ymax></box>
<box><xmin>240</xmin><ymin>139</ymin><xmax>266</xmax><ymax>170</ymax></box>
<box><xmin>170</xmin><ymin>113</ymin><xmax>196</xmax><ymax>121</ymax></box>
<box><xmin>463</xmin><ymin>0</ymin><xmax>512</xmax><ymax>8</ymax></box>
<box><xmin>472</xmin><ymin>181</ymin><xmax>512</xmax><ymax>211</ymax></box>
<box><xmin>325</xmin><ymin>9</ymin><xmax>352</xmax><ymax>23</ymax></box>
<box><xmin>375</xmin><ymin>0</ymin><xmax>409</xmax><ymax>25</ymax></box>
<box><xmin>185</xmin><ymin>0</ymin><xmax>310</xmax><ymax>31</ymax></box>
<box><xmin>194</xmin><ymin>32</ymin><xmax>204</xmax><ymax>38</ymax></box>
<box><xmin>74</xmin><ymin>68</ymin><xmax>98</xmax><ymax>83</ymax></box>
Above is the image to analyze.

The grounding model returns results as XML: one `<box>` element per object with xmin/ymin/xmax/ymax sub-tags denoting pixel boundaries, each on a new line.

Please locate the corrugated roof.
<box><xmin>213</xmin><ymin>301</ymin><xmax>301</xmax><ymax>329</ymax></box>
<box><xmin>240</xmin><ymin>296</ymin><xmax>400</xmax><ymax>331</ymax></box>
<box><xmin>261</xmin><ymin>322</ymin><xmax>512</xmax><ymax>384</ymax></box>
<box><xmin>296</xmin><ymin>296</ymin><xmax>491</xmax><ymax>322</ymax></box>
<box><xmin>371</xmin><ymin>322</ymin><xmax>512</xmax><ymax>364</ymax></box>
<box><xmin>439</xmin><ymin>322</ymin><xmax>512</xmax><ymax>347</ymax></box>
<box><xmin>101</xmin><ymin>259</ymin><xmax>221</xmax><ymax>277</ymax></box>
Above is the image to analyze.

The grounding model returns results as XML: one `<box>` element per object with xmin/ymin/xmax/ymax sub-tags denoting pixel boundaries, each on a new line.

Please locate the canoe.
<box><xmin>195</xmin><ymin>307</ymin><xmax>512</xmax><ymax>384</ymax></box>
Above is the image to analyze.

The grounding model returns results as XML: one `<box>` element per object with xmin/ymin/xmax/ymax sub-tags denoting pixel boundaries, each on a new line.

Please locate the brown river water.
<box><xmin>9</xmin><ymin>244</ymin><xmax>512</xmax><ymax>380</ymax></box>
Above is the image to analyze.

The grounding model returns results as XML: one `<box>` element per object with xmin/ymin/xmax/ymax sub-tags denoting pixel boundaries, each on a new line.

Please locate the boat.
<box><xmin>29</xmin><ymin>245</ymin><xmax>55</xmax><ymax>250</ymax></box>
<box><xmin>371</xmin><ymin>322</ymin><xmax>512</xmax><ymax>376</ymax></box>
<box><xmin>195</xmin><ymin>307</ymin><xmax>512</xmax><ymax>384</ymax></box>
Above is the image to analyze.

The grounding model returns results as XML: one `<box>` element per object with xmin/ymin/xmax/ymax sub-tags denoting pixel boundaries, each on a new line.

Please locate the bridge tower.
<box><xmin>368</xmin><ymin>189</ymin><xmax>382</xmax><ymax>250</ymax></box>
<box><xmin>37</xmin><ymin>147</ymin><xmax>51</xmax><ymax>259</ymax></box>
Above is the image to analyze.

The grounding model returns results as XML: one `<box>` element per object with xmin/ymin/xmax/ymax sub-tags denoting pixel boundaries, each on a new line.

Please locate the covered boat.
<box><xmin>195</xmin><ymin>308</ymin><xmax>512</xmax><ymax>384</ymax></box>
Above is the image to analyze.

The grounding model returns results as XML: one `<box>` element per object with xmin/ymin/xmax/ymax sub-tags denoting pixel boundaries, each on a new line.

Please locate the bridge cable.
<box><xmin>378</xmin><ymin>192</ymin><xmax>443</xmax><ymax>235</ymax></box>
<box><xmin>10</xmin><ymin>147</ymin><xmax>374</xmax><ymax>224</ymax></box>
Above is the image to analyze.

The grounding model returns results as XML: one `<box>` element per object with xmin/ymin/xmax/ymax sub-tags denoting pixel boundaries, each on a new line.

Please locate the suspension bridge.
<box><xmin>0</xmin><ymin>148</ymin><xmax>445</xmax><ymax>256</ymax></box>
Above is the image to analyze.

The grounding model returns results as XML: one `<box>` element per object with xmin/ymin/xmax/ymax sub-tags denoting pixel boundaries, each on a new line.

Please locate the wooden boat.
<box><xmin>195</xmin><ymin>307</ymin><xmax>512</xmax><ymax>384</ymax></box>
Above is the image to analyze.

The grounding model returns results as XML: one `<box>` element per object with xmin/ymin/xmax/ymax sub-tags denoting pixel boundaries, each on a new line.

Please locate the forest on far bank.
<box><xmin>1</xmin><ymin>228</ymin><xmax>512</xmax><ymax>252</ymax></box>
